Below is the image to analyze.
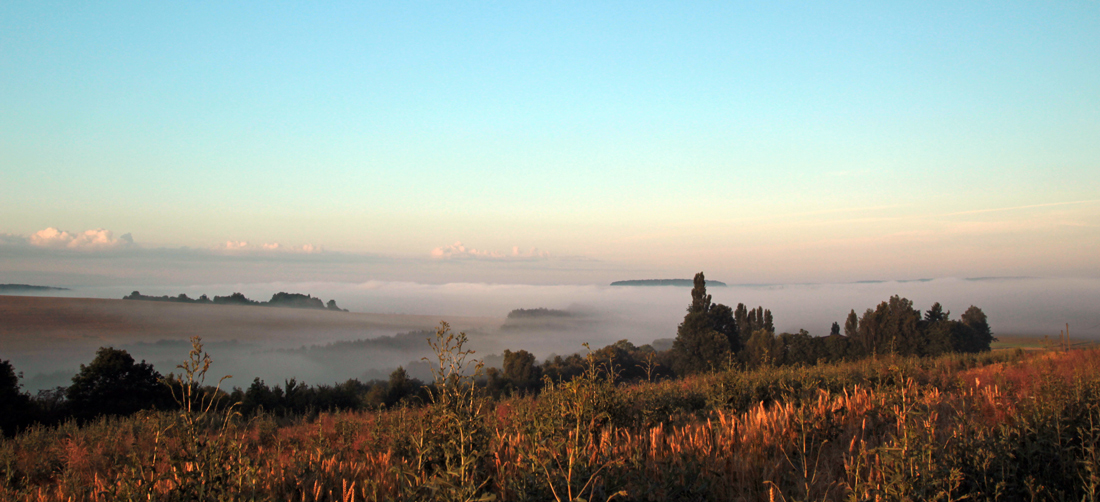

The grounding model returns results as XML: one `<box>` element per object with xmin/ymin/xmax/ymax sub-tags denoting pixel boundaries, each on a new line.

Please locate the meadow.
<box><xmin>3</xmin><ymin>330</ymin><xmax>1099</xmax><ymax>502</ymax></box>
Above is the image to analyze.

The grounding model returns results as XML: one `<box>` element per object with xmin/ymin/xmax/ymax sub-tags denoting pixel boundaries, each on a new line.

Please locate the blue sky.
<box><xmin>1</xmin><ymin>1</ymin><xmax>1098</xmax><ymax>285</ymax></box>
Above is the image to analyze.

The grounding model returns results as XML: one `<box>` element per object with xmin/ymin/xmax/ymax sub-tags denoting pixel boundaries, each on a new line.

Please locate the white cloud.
<box><xmin>431</xmin><ymin>242</ymin><xmax>549</xmax><ymax>261</ymax></box>
<box><xmin>26</xmin><ymin>227</ymin><xmax>132</xmax><ymax>250</ymax></box>
<box><xmin>222</xmin><ymin>240</ymin><xmax>252</xmax><ymax>251</ymax></box>
<box><xmin>217</xmin><ymin>240</ymin><xmax>323</xmax><ymax>254</ymax></box>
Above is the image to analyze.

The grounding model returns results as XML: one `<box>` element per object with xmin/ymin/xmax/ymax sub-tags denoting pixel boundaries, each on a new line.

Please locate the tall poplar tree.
<box><xmin>672</xmin><ymin>272</ymin><xmax>737</xmax><ymax>374</ymax></box>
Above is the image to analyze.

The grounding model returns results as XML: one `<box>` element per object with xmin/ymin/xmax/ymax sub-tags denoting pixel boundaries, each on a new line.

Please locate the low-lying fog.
<box><xmin>7</xmin><ymin>277</ymin><xmax>1099</xmax><ymax>393</ymax></box>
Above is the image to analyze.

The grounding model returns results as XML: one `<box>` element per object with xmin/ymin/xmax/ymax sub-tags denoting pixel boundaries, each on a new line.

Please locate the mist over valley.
<box><xmin>4</xmin><ymin>276</ymin><xmax>1096</xmax><ymax>393</ymax></box>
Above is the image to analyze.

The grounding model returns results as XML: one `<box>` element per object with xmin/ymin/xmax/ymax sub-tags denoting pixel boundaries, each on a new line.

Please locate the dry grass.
<box><xmin>3</xmin><ymin>348</ymin><xmax>1100</xmax><ymax>501</ymax></box>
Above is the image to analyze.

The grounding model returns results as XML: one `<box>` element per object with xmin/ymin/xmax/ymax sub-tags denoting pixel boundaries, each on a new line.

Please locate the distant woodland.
<box><xmin>0</xmin><ymin>284</ymin><xmax>69</xmax><ymax>292</ymax></box>
<box><xmin>4</xmin><ymin>271</ymin><xmax>996</xmax><ymax>431</ymax></box>
<box><xmin>505</xmin><ymin>307</ymin><xmax>572</xmax><ymax>319</ymax></box>
<box><xmin>611</xmin><ymin>278</ymin><xmax>728</xmax><ymax>287</ymax></box>
<box><xmin>13</xmin><ymin>272</ymin><xmax>1100</xmax><ymax>501</ymax></box>
<box><xmin>6</xmin><ymin>270</ymin><xmax>1097</xmax><ymax>500</ymax></box>
<box><xmin>122</xmin><ymin>291</ymin><xmax>348</xmax><ymax>312</ymax></box>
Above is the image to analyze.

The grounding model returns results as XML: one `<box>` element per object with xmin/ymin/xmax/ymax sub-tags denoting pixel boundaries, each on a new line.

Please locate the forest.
<box><xmin>123</xmin><ymin>291</ymin><xmax>348</xmax><ymax>311</ymax></box>
<box><xmin>1</xmin><ymin>273</ymin><xmax>1094</xmax><ymax>501</ymax></box>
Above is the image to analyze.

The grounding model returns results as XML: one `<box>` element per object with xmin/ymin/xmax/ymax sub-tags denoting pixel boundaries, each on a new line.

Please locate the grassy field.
<box><xmin>992</xmin><ymin>333</ymin><xmax>1098</xmax><ymax>351</ymax></box>
<box><xmin>3</xmin><ymin>337</ymin><xmax>1100</xmax><ymax>501</ymax></box>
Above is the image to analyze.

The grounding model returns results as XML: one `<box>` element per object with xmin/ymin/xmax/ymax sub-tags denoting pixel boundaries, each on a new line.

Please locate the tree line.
<box><xmin>671</xmin><ymin>272</ymin><xmax>994</xmax><ymax>373</ymax></box>
<box><xmin>2</xmin><ymin>273</ymin><xmax>995</xmax><ymax>435</ymax></box>
<box><xmin>123</xmin><ymin>291</ymin><xmax>348</xmax><ymax>311</ymax></box>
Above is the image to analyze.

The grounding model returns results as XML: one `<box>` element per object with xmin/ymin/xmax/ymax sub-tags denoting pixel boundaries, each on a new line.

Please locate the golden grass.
<box><xmin>3</xmin><ymin>349</ymin><xmax>1100</xmax><ymax>501</ymax></box>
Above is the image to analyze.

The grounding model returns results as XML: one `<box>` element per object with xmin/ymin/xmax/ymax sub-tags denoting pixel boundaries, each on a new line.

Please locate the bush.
<box><xmin>0</xmin><ymin>360</ymin><xmax>34</xmax><ymax>436</ymax></box>
<box><xmin>65</xmin><ymin>347</ymin><xmax>172</xmax><ymax>421</ymax></box>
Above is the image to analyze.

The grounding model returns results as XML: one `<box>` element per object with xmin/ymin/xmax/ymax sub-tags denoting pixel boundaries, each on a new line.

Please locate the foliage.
<box><xmin>65</xmin><ymin>347</ymin><xmax>172</xmax><ymax>422</ymax></box>
<box><xmin>0</xmin><ymin>361</ymin><xmax>33</xmax><ymax>437</ymax></box>
<box><xmin>410</xmin><ymin>321</ymin><xmax>493</xmax><ymax>501</ymax></box>
<box><xmin>671</xmin><ymin>272</ymin><xmax>740</xmax><ymax>374</ymax></box>
<box><xmin>125</xmin><ymin>290</ymin><xmax>346</xmax><ymax>311</ymax></box>
<box><xmin>6</xmin><ymin>346</ymin><xmax>1100</xmax><ymax>501</ymax></box>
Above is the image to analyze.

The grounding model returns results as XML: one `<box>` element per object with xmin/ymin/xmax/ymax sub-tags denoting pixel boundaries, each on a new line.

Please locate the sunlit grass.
<box><xmin>3</xmin><ymin>346</ymin><xmax>1100</xmax><ymax>501</ymax></box>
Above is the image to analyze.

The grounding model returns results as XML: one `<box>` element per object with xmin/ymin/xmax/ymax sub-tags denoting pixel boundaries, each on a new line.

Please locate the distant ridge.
<box><xmin>0</xmin><ymin>284</ymin><xmax>70</xmax><ymax>292</ymax></box>
<box><xmin>124</xmin><ymin>291</ymin><xmax>349</xmax><ymax>312</ymax></box>
<box><xmin>611</xmin><ymin>279</ymin><xmax>727</xmax><ymax>287</ymax></box>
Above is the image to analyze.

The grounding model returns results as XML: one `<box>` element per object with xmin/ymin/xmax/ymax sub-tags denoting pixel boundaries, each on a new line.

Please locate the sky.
<box><xmin>1</xmin><ymin>1</ymin><xmax>1099</xmax><ymax>286</ymax></box>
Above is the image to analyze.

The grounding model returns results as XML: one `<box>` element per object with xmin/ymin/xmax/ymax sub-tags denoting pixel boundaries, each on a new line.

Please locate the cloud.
<box><xmin>24</xmin><ymin>227</ymin><xmax>133</xmax><ymax>250</ymax></box>
<box><xmin>0</xmin><ymin>233</ymin><xmax>28</xmax><ymax>246</ymax></box>
<box><xmin>216</xmin><ymin>240</ymin><xmax>324</xmax><ymax>254</ymax></box>
<box><xmin>431</xmin><ymin>242</ymin><xmax>549</xmax><ymax>261</ymax></box>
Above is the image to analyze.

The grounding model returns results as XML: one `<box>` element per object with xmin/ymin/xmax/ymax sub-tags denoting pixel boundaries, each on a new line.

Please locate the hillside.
<box><xmin>611</xmin><ymin>279</ymin><xmax>728</xmax><ymax>287</ymax></box>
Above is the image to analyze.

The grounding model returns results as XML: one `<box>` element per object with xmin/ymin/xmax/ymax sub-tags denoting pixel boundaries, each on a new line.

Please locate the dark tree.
<box><xmin>921</xmin><ymin>317</ymin><xmax>955</xmax><ymax>356</ymax></box>
<box><xmin>830</xmin><ymin>322</ymin><xmax>841</xmax><ymax>337</ymax></box>
<box><xmin>214</xmin><ymin>292</ymin><xmax>259</xmax><ymax>306</ymax></box>
<box><xmin>844</xmin><ymin>310</ymin><xmax>859</xmax><ymax>338</ymax></box>
<box><xmin>744</xmin><ymin>329</ymin><xmax>778</xmax><ymax>367</ymax></box>
<box><xmin>689</xmin><ymin>272</ymin><xmax>711</xmax><ymax>314</ymax></box>
<box><xmin>66</xmin><ymin>347</ymin><xmax>172</xmax><ymax>421</ymax></box>
<box><xmin>1</xmin><ymin>360</ymin><xmax>34</xmax><ymax>436</ymax></box>
<box><xmin>734</xmin><ymin>303</ymin><xmax>749</xmax><ymax>340</ymax></box>
<box><xmin>672</xmin><ymin>272</ymin><xmax>732</xmax><ymax>374</ymax></box>
<box><xmin>709</xmin><ymin>303</ymin><xmax>742</xmax><ymax>354</ymax></box>
<box><xmin>925</xmin><ymin>302</ymin><xmax>949</xmax><ymax>323</ymax></box>
<box><xmin>268</xmin><ymin>292</ymin><xmax>324</xmax><ymax>309</ymax></box>
<box><xmin>240</xmin><ymin>378</ymin><xmax>281</xmax><ymax>415</ymax></box>
<box><xmin>823</xmin><ymin>333</ymin><xmax>851</xmax><ymax>362</ymax></box>
<box><xmin>385</xmin><ymin>366</ymin><xmax>417</xmax><ymax>407</ymax></box>
<box><xmin>502</xmin><ymin>349</ymin><xmax>542</xmax><ymax>392</ymax></box>
<box><xmin>857</xmin><ymin>296</ymin><xmax>922</xmax><ymax>356</ymax></box>
<box><xmin>958</xmin><ymin>305</ymin><xmax>995</xmax><ymax>352</ymax></box>
<box><xmin>779</xmin><ymin>330</ymin><xmax>818</xmax><ymax>366</ymax></box>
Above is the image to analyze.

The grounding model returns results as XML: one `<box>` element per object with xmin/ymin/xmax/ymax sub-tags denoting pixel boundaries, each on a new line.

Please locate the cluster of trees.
<box><xmin>1</xmin><ymin>348</ymin><xmax>174</xmax><ymax>435</ymax></box>
<box><xmin>843</xmin><ymin>297</ymin><xmax>994</xmax><ymax>358</ymax></box>
<box><xmin>123</xmin><ymin>291</ymin><xmax>348</xmax><ymax>311</ymax></box>
<box><xmin>484</xmin><ymin>340</ymin><xmax>674</xmax><ymax>396</ymax></box>
<box><xmin>232</xmin><ymin>368</ymin><xmax>426</xmax><ymax>416</ymax></box>
<box><xmin>0</xmin><ymin>349</ymin><xmax>433</xmax><ymax>435</ymax></box>
<box><xmin>670</xmin><ymin>273</ymin><xmax>777</xmax><ymax>374</ymax></box>
<box><xmin>0</xmin><ymin>283</ymin><xmax>69</xmax><ymax>292</ymax></box>
<box><xmin>1</xmin><ymin>274</ymin><xmax>996</xmax><ymax>434</ymax></box>
<box><xmin>505</xmin><ymin>308</ymin><xmax>572</xmax><ymax>319</ymax></box>
<box><xmin>2</xmin><ymin>336</ymin><xmax>677</xmax><ymax>434</ymax></box>
<box><xmin>672</xmin><ymin>272</ymin><xmax>995</xmax><ymax>372</ymax></box>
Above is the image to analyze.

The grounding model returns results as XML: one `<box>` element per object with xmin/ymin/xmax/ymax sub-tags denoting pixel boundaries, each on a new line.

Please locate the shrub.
<box><xmin>65</xmin><ymin>347</ymin><xmax>172</xmax><ymax>421</ymax></box>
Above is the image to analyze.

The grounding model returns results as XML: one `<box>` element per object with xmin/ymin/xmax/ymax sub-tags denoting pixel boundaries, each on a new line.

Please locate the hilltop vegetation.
<box><xmin>0</xmin><ymin>284</ymin><xmax>69</xmax><ymax>293</ymax></box>
<box><xmin>5</xmin><ymin>272</ymin><xmax>1090</xmax><ymax>501</ymax></box>
<box><xmin>3</xmin><ymin>335</ymin><xmax>1099</xmax><ymax>501</ymax></box>
<box><xmin>505</xmin><ymin>307</ymin><xmax>573</xmax><ymax>319</ymax></box>
<box><xmin>611</xmin><ymin>278</ymin><xmax>728</xmax><ymax>287</ymax></box>
<box><xmin>4</xmin><ymin>272</ymin><xmax>998</xmax><ymax>430</ymax></box>
<box><xmin>669</xmin><ymin>273</ymin><xmax>995</xmax><ymax>375</ymax></box>
<box><xmin>123</xmin><ymin>291</ymin><xmax>348</xmax><ymax>311</ymax></box>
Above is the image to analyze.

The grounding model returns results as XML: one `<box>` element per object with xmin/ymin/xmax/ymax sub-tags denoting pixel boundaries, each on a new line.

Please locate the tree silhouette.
<box><xmin>958</xmin><ymin>305</ymin><xmax>995</xmax><ymax>352</ymax></box>
<box><xmin>1</xmin><ymin>360</ymin><xmax>33</xmax><ymax>436</ymax></box>
<box><xmin>844</xmin><ymin>310</ymin><xmax>859</xmax><ymax>338</ymax></box>
<box><xmin>502</xmin><ymin>349</ymin><xmax>542</xmax><ymax>392</ymax></box>
<box><xmin>672</xmin><ymin>272</ymin><xmax>733</xmax><ymax>374</ymax></box>
<box><xmin>925</xmin><ymin>302</ymin><xmax>949</xmax><ymax>322</ymax></box>
<box><xmin>66</xmin><ymin>347</ymin><xmax>172</xmax><ymax>421</ymax></box>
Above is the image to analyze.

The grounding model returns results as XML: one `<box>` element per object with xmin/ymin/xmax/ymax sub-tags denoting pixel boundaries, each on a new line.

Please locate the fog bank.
<box><xmin>6</xmin><ymin>276</ymin><xmax>1097</xmax><ymax>393</ymax></box>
